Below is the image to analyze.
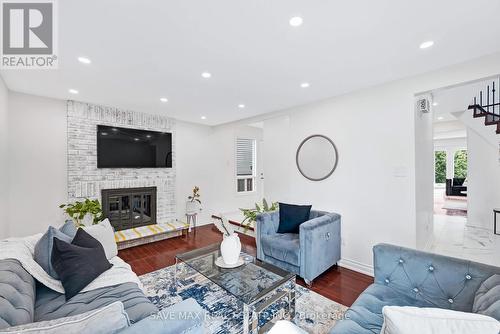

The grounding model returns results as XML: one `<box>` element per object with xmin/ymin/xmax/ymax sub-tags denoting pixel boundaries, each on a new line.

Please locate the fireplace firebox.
<box><xmin>101</xmin><ymin>187</ymin><xmax>157</xmax><ymax>231</ymax></box>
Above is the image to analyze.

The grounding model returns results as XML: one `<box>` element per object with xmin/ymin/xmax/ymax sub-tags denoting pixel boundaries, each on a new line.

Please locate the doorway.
<box><xmin>425</xmin><ymin>77</ymin><xmax>500</xmax><ymax>266</ymax></box>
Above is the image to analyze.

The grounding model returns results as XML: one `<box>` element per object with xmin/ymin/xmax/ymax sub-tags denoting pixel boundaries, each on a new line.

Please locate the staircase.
<box><xmin>467</xmin><ymin>79</ymin><xmax>500</xmax><ymax>134</ymax></box>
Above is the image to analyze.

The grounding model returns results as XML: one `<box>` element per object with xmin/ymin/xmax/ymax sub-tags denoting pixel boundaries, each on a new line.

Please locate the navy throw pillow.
<box><xmin>277</xmin><ymin>203</ymin><xmax>312</xmax><ymax>233</ymax></box>
<box><xmin>51</xmin><ymin>229</ymin><xmax>112</xmax><ymax>300</ymax></box>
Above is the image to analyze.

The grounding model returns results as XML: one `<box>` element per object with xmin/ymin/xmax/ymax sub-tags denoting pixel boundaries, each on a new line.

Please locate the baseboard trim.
<box><xmin>338</xmin><ymin>258</ymin><xmax>374</xmax><ymax>277</ymax></box>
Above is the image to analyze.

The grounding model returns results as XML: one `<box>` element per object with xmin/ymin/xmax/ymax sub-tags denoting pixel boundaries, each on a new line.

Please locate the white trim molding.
<box><xmin>338</xmin><ymin>258</ymin><xmax>374</xmax><ymax>277</ymax></box>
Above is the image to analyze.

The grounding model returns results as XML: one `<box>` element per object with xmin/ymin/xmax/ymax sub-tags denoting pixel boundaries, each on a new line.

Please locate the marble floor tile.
<box><xmin>426</xmin><ymin>214</ymin><xmax>500</xmax><ymax>267</ymax></box>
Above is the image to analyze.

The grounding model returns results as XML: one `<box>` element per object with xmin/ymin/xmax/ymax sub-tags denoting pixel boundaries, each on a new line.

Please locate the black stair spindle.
<box><xmin>487</xmin><ymin>85</ymin><xmax>490</xmax><ymax>113</ymax></box>
<box><xmin>468</xmin><ymin>80</ymin><xmax>500</xmax><ymax>133</ymax></box>
<box><xmin>493</xmin><ymin>81</ymin><xmax>496</xmax><ymax>116</ymax></box>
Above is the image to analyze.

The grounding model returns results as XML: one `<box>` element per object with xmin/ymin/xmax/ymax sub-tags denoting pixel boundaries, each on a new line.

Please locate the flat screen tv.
<box><xmin>97</xmin><ymin>125</ymin><xmax>172</xmax><ymax>168</ymax></box>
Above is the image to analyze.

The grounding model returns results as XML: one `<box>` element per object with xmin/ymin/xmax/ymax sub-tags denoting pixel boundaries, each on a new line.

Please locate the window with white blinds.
<box><xmin>236</xmin><ymin>138</ymin><xmax>256</xmax><ymax>192</ymax></box>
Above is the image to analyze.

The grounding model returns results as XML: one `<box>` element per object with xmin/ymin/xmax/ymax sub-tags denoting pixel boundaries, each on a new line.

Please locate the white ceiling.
<box><xmin>2</xmin><ymin>0</ymin><xmax>500</xmax><ymax>125</ymax></box>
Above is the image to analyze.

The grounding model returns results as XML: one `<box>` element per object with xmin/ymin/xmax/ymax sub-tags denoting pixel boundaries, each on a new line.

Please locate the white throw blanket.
<box><xmin>0</xmin><ymin>233</ymin><xmax>143</xmax><ymax>294</ymax></box>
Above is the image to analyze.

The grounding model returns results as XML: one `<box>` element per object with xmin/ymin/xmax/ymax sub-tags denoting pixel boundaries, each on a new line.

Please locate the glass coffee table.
<box><xmin>175</xmin><ymin>243</ymin><xmax>296</xmax><ymax>334</ymax></box>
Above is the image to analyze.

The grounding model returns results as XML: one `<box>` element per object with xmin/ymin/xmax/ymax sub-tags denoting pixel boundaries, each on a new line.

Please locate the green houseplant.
<box><xmin>59</xmin><ymin>199</ymin><xmax>104</xmax><ymax>227</ymax></box>
<box><xmin>240</xmin><ymin>198</ymin><xmax>278</xmax><ymax>232</ymax></box>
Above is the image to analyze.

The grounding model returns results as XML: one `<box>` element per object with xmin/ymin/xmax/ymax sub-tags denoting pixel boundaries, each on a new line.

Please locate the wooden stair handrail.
<box><xmin>468</xmin><ymin>104</ymin><xmax>500</xmax><ymax>118</ymax></box>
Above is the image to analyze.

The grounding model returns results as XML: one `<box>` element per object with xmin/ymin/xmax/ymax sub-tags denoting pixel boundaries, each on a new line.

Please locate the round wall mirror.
<box><xmin>296</xmin><ymin>134</ymin><xmax>338</xmax><ymax>181</ymax></box>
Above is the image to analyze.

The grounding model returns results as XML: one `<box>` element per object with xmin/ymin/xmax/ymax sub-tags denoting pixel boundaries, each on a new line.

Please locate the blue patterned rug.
<box><xmin>139</xmin><ymin>258</ymin><xmax>347</xmax><ymax>333</ymax></box>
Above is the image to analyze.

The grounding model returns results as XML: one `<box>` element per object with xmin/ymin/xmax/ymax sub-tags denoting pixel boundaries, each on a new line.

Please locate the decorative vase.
<box><xmin>220</xmin><ymin>233</ymin><xmax>241</xmax><ymax>265</ymax></box>
<box><xmin>186</xmin><ymin>201</ymin><xmax>198</xmax><ymax>215</ymax></box>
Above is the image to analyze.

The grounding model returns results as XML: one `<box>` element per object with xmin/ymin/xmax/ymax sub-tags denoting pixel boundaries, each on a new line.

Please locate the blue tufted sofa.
<box><xmin>330</xmin><ymin>243</ymin><xmax>500</xmax><ymax>333</ymax></box>
<box><xmin>0</xmin><ymin>258</ymin><xmax>204</xmax><ymax>333</ymax></box>
<box><xmin>255</xmin><ymin>210</ymin><xmax>341</xmax><ymax>284</ymax></box>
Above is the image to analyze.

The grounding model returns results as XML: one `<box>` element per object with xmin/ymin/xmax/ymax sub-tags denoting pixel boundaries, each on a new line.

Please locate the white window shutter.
<box><xmin>236</xmin><ymin>138</ymin><xmax>255</xmax><ymax>176</ymax></box>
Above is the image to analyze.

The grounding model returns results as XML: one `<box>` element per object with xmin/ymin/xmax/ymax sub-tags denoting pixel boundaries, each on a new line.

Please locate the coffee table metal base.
<box><xmin>243</xmin><ymin>278</ymin><xmax>296</xmax><ymax>334</ymax></box>
<box><xmin>174</xmin><ymin>260</ymin><xmax>296</xmax><ymax>334</ymax></box>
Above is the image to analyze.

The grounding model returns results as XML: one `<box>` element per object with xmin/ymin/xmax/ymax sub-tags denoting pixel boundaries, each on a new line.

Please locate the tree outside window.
<box><xmin>435</xmin><ymin>151</ymin><xmax>446</xmax><ymax>184</ymax></box>
<box><xmin>454</xmin><ymin>150</ymin><xmax>467</xmax><ymax>178</ymax></box>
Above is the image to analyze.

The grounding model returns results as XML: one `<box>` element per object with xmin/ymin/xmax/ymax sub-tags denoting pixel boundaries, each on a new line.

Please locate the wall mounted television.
<box><xmin>97</xmin><ymin>125</ymin><xmax>172</xmax><ymax>168</ymax></box>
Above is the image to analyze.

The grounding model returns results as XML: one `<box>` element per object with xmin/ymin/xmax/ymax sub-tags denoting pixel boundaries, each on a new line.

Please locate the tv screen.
<box><xmin>97</xmin><ymin>125</ymin><xmax>172</xmax><ymax>168</ymax></box>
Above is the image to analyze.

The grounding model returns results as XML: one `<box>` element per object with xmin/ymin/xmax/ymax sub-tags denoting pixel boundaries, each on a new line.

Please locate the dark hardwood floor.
<box><xmin>118</xmin><ymin>225</ymin><xmax>373</xmax><ymax>307</ymax></box>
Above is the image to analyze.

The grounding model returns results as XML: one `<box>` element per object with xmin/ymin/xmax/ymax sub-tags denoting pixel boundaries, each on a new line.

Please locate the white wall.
<box><xmin>175</xmin><ymin>121</ymin><xmax>216</xmax><ymax>225</ymax></box>
<box><xmin>262</xmin><ymin>82</ymin><xmax>417</xmax><ymax>275</ymax></box>
<box><xmin>205</xmin><ymin>124</ymin><xmax>264</xmax><ymax>216</ymax></box>
<box><xmin>467</xmin><ymin>129</ymin><xmax>500</xmax><ymax>229</ymax></box>
<box><xmin>0</xmin><ymin>77</ymin><xmax>8</xmax><ymax>239</ymax></box>
<box><xmin>263</xmin><ymin>116</ymin><xmax>292</xmax><ymax>203</ymax></box>
<box><xmin>257</xmin><ymin>53</ymin><xmax>500</xmax><ymax>275</ymax></box>
<box><xmin>415</xmin><ymin>94</ymin><xmax>434</xmax><ymax>250</ymax></box>
<box><xmin>7</xmin><ymin>92</ymin><xmax>67</xmax><ymax>237</ymax></box>
<box><xmin>176</xmin><ymin>121</ymin><xmax>265</xmax><ymax>227</ymax></box>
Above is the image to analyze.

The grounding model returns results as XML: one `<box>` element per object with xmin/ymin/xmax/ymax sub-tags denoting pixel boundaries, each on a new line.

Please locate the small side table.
<box><xmin>186</xmin><ymin>213</ymin><xmax>197</xmax><ymax>232</ymax></box>
<box><xmin>494</xmin><ymin>209</ymin><xmax>500</xmax><ymax>235</ymax></box>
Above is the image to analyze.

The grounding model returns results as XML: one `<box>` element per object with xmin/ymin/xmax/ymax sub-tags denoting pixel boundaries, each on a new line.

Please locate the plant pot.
<box><xmin>186</xmin><ymin>201</ymin><xmax>199</xmax><ymax>215</ymax></box>
<box><xmin>220</xmin><ymin>233</ymin><xmax>241</xmax><ymax>265</ymax></box>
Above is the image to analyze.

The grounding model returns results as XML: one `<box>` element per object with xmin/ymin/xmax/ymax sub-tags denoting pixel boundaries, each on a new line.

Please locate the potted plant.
<box><xmin>214</xmin><ymin>216</ymin><xmax>241</xmax><ymax>265</ymax></box>
<box><xmin>186</xmin><ymin>186</ymin><xmax>201</xmax><ymax>215</ymax></box>
<box><xmin>240</xmin><ymin>198</ymin><xmax>278</xmax><ymax>232</ymax></box>
<box><xmin>59</xmin><ymin>199</ymin><xmax>104</xmax><ymax>227</ymax></box>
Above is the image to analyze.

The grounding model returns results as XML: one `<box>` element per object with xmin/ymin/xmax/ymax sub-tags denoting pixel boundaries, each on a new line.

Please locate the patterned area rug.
<box><xmin>139</xmin><ymin>261</ymin><xmax>347</xmax><ymax>334</ymax></box>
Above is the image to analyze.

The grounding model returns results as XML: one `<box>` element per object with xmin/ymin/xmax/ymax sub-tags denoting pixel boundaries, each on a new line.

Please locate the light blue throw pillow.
<box><xmin>34</xmin><ymin>221</ymin><xmax>77</xmax><ymax>279</ymax></box>
<box><xmin>59</xmin><ymin>220</ymin><xmax>78</xmax><ymax>236</ymax></box>
<box><xmin>473</xmin><ymin>274</ymin><xmax>500</xmax><ymax>321</ymax></box>
<box><xmin>0</xmin><ymin>301</ymin><xmax>129</xmax><ymax>334</ymax></box>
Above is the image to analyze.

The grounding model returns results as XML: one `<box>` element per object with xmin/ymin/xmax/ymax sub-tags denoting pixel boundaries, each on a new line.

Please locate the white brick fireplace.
<box><xmin>66</xmin><ymin>101</ymin><xmax>176</xmax><ymax>224</ymax></box>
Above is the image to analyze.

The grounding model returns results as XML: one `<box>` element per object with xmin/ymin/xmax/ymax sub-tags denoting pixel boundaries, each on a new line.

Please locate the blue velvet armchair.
<box><xmin>255</xmin><ymin>210</ymin><xmax>341</xmax><ymax>284</ymax></box>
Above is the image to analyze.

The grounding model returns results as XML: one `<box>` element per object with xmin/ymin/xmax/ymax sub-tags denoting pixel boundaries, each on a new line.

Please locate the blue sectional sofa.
<box><xmin>0</xmin><ymin>258</ymin><xmax>204</xmax><ymax>333</ymax></box>
<box><xmin>255</xmin><ymin>210</ymin><xmax>341</xmax><ymax>284</ymax></box>
<box><xmin>330</xmin><ymin>243</ymin><xmax>500</xmax><ymax>333</ymax></box>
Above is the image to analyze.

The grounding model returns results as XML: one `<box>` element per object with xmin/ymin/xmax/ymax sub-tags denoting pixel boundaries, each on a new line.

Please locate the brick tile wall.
<box><xmin>67</xmin><ymin>101</ymin><xmax>176</xmax><ymax>223</ymax></box>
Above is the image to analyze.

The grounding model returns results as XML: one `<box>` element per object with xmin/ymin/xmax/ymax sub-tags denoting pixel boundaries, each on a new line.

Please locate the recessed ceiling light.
<box><xmin>300</xmin><ymin>82</ymin><xmax>310</xmax><ymax>88</ymax></box>
<box><xmin>201</xmin><ymin>116</ymin><xmax>207</xmax><ymax>120</ymax></box>
<box><xmin>201</xmin><ymin>72</ymin><xmax>212</xmax><ymax>79</ymax></box>
<box><xmin>111</xmin><ymin>128</ymin><xmax>118</xmax><ymax>132</ymax></box>
<box><xmin>134</xmin><ymin>138</ymin><xmax>140</xmax><ymax>141</ymax></box>
<box><xmin>146</xmin><ymin>134</ymin><xmax>152</xmax><ymax>138</ymax></box>
<box><xmin>419</xmin><ymin>41</ymin><xmax>434</xmax><ymax>49</ymax></box>
<box><xmin>160</xmin><ymin>97</ymin><xmax>168</xmax><ymax>103</ymax></box>
<box><xmin>437</xmin><ymin>116</ymin><xmax>444</xmax><ymax>120</ymax></box>
<box><xmin>101</xmin><ymin>132</ymin><xmax>108</xmax><ymax>136</ymax></box>
<box><xmin>68</xmin><ymin>89</ymin><xmax>79</xmax><ymax>94</ymax></box>
<box><xmin>289</xmin><ymin>16</ymin><xmax>303</xmax><ymax>27</ymax></box>
<box><xmin>77</xmin><ymin>56</ymin><xmax>91</xmax><ymax>64</ymax></box>
<box><xmin>238</xmin><ymin>104</ymin><xmax>245</xmax><ymax>109</ymax></box>
<box><xmin>432</xmin><ymin>102</ymin><xmax>438</xmax><ymax>106</ymax></box>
